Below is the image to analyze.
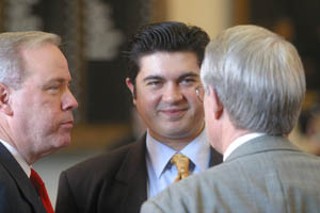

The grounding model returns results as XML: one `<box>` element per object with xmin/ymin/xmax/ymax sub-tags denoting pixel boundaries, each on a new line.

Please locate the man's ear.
<box><xmin>125</xmin><ymin>77</ymin><xmax>136</xmax><ymax>103</ymax></box>
<box><xmin>0</xmin><ymin>83</ymin><xmax>13</xmax><ymax>115</ymax></box>
<box><xmin>208</xmin><ymin>87</ymin><xmax>223</xmax><ymax>119</ymax></box>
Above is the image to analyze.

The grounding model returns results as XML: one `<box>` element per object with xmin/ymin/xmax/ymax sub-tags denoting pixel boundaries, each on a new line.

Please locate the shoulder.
<box><xmin>56</xmin><ymin>139</ymin><xmax>147</xmax><ymax>212</ymax></box>
<box><xmin>62</xmin><ymin>142</ymin><xmax>145</xmax><ymax>179</ymax></box>
<box><xmin>141</xmin><ymin>170</ymin><xmax>223</xmax><ymax>213</ymax></box>
<box><xmin>64</xmin><ymin>141</ymin><xmax>144</xmax><ymax>178</ymax></box>
<box><xmin>0</xmin><ymin>161</ymin><xmax>41</xmax><ymax>212</ymax></box>
<box><xmin>0</xmin><ymin>163</ymin><xmax>15</xmax><ymax>187</ymax></box>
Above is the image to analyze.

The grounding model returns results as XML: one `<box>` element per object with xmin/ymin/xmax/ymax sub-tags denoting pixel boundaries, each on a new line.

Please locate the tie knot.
<box><xmin>30</xmin><ymin>168</ymin><xmax>45</xmax><ymax>190</ymax></box>
<box><xmin>171</xmin><ymin>153</ymin><xmax>190</xmax><ymax>181</ymax></box>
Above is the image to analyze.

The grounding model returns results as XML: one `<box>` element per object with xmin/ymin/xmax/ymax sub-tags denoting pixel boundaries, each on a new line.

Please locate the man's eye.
<box><xmin>147</xmin><ymin>81</ymin><xmax>161</xmax><ymax>86</ymax></box>
<box><xmin>181</xmin><ymin>78</ymin><xmax>196</xmax><ymax>85</ymax></box>
<box><xmin>46</xmin><ymin>85</ymin><xmax>61</xmax><ymax>93</ymax></box>
<box><xmin>48</xmin><ymin>85</ymin><xmax>60</xmax><ymax>90</ymax></box>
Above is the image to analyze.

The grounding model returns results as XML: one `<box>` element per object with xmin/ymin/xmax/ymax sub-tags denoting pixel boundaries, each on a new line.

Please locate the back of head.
<box><xmin>0</xmin><ymin>31</ymin><xmax>60</xmax><ymax>89</ymax></box>
<box><xmin>126</xmin><ymin>21</ymin><xmax>210</xmax><ymax>84</ymax></box>
<box><xmin>201</xmin><ymin>25</ymin><xmax>306</xmax><ymax>135</ymax></box>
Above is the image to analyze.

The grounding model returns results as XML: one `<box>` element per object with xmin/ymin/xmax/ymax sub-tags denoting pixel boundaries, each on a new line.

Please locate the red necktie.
<box><xmin>30</xmin><ymin>169</ymin><xmax>54</xmax><ymax>213</ymax></box>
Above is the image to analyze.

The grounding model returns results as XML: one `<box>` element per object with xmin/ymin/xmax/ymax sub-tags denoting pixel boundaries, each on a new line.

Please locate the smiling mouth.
<box><xmin>160</xmin><ymin>108</ymin><xmax>187</xmax><ymax>117</ymax></box>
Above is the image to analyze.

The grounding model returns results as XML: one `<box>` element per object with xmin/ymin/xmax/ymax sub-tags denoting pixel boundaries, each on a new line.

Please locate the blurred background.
<box><xmin>0</xmin><ymin>0</ymin><xmax>319</xmax><ymax>205</ymax></box>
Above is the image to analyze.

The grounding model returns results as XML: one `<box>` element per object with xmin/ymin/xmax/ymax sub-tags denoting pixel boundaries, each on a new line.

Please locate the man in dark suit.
<box><xmin>56</xmin><ymin>21</ymin><xmax>222</xmax><ymax>213</ymax></box>
<box><xmin>141</xmin><ymin>25</ymin><xmax>320</xmax><ymax>213</ymax></box>
<box><xmin>0</xmin><ymin>32</ymin><xmax>78</xmax><ymax>212</ymax></box>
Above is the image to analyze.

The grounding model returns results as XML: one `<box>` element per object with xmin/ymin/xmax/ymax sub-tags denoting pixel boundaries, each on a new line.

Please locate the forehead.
<box><xmin>21</xmin><ymin>43</ymin><xmax>71</xmax><ymax>81</ymax></box>
<box><xmin>137</xmin><ymin>51</ymin><xmax>200</xmax><ymax>80</ymax></box>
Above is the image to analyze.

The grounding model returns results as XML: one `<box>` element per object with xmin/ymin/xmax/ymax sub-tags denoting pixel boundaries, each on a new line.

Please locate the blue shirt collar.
<box><xmin>146</xmin><ymin>129</ymin><xmax>210</xmax><ymax>178</ymax></box>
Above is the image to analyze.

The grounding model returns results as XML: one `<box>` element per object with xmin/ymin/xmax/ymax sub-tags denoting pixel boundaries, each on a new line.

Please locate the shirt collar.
<box><xmin>0</xmin><ymin>140</ymin><xmax>31</xmax><ymax>177</ymax></box>
<box><xmin>223</xmin><ymin>132</ymin><xmax>266</xmax><ymax>161</ymax></box>
<box><xmin>146</xmin><ymin>129</ymin><xmax>210</xmax><ymax>178</ymax></box>
<box><xmin>179</xmin><ymin>130</ymin><xmax>210</xmax><ymax>172</ymax></box>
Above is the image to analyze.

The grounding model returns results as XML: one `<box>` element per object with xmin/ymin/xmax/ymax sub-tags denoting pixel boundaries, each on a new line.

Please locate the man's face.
<box><xmin>10</xmin><ymin>43</ymin><xmax>78</xmax><ymax>163</ymax></box>
<box><xmin>127</xmin><ymin>52</ymin><xmax>204</xmax><ymax>147</ymax></box>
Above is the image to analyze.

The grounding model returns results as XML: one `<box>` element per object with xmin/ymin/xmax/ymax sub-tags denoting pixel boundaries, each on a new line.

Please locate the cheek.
<box><xmin>187</xmin><ymin>91</ymin><xmax>203</xmax><ymax>108</ymax></box>
<box><xmin>135</xmin><ymin>99</ymin><xmax>155</xmax><ymax>119</ymax></box>
<box><xmin>203</xmin><ymin>101</ymin><xmax>210</xmax><ymax>119</ymax></box>
<box><xmin>12</xmin><ymin>91</ymin><xmax>62</xmax><ymax>131</ymax></box>
<box><xmin>28</xmin><ymin>101</ymin><xmax>61</xmax><ymax>128</ymax></box>
<box><xmin>136</xmin><ymin>89</ymin><xmax>159</xmax><ymax>108</ymax></box>
<box><xmin>203</xmin><ymin>100</ymin><xmax>214</xmax><ymax>129</ymax></box>
<box><xmin>28</xmin><ymin>108</ymin><xmax>55</xmax><ymax>130</ymax></box>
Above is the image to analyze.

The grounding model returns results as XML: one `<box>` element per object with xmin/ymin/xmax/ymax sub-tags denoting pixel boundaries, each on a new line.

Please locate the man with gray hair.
<box><xmin>0</xmin><ymin>31</ymin><xmax>78</xmax><ymax>213</ymax></box>
<box><xmin>141</xmin><ymin>25</ymin><xmax>320</xmax><ymax>212</ymax></box>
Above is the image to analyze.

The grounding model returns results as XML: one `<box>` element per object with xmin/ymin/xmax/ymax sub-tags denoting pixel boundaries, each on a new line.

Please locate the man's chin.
<box><xmin>50</xmin><ymin>136</ymin><xmax>72</xmax><ymax>151</ymax></box>
<box><xmin>59</xmin><ymin>137</ymin><xmax>72</xmax><ymax>148</ymax></box>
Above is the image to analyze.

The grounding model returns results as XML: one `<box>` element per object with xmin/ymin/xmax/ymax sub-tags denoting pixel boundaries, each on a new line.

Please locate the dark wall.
<box><xmin>85</xmin><ymin>0</ymin><xmax>151</xmax><ymax>123</ymax></box>
<box><xmin>3</xmin><ymin>0</ymin><xmax>151</xmax><ymax>123</ymax></box>
<box><xmin>249</xmin><ymin>0</ymin><xmax>320</xmax><ymax>91</ymax></box>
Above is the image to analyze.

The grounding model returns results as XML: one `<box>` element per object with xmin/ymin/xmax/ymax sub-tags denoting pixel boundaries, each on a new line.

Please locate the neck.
<box><xmin>221</xmin><ymin>128</ymin><xmax>251</xmax><ymax>154</ymax></box>
<box><xmin>149</xmin><ymin>126</ymin><xmax>204</xmax><ymax>151</ymax></box>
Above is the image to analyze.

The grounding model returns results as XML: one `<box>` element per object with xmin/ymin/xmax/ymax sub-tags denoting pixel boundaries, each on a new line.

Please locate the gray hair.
<box><xmin>201</xmin><ymin>25</ymin><xmax>306</xmax><ymax>135</ymax></box>
<box><xmin>0</xmin><ymin>31</ymin><xmax>61</xmax><ymax>89</ymax></box>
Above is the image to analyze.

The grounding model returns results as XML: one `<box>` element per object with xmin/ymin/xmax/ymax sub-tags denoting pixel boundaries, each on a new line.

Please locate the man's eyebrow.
<box><xmin>142</xmin><ymin>72</ymin><xmax>200</xmax><ymax>83</ymax></box>
<box><xmin>177</xmin><ymin>72</ymin><xmax>200</xmax><ymax>81</ymax></box>
<box><xmin>45</xmin><ymin>78</ymin><xmax>70</xmax><ymax>85</ymax></box>
<box><xmin>143</xmin><ymin>75</ymin><xmax>164</xmax><ymax>82</ymax></box>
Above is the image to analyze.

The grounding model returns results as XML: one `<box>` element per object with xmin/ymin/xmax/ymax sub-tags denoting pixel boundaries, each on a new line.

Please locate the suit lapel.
<box><xmin>113</xmin><ymin>135</ymin><xmax>223</xmax><ymax>212</ymax></box>
<box><xmin>115</xmin><ymin>135</ymin><xmax>148</xmax><ymax>212</ymax></box>
<box><xmin>209</xmin><ymin>147</ymin><xmax>223</xmax><ymax>167</ymax></box>
<box><xmin>0</xmin><ymin>143</ymin><xmax>45</xmax><ymax>213</ymax></box>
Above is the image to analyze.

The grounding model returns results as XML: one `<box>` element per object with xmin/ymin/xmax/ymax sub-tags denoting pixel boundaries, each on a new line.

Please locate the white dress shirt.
<box><xmin>223</xmin><ymin>133</ymin><xmax>266</xmax><ymax>161</ymax></box>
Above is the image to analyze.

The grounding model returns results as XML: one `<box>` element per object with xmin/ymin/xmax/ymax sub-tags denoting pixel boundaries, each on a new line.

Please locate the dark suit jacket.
<box><xmin>0</xmin><ymin>143</ymin><xmax>46</xmax><ymax>213</ymax></box>
<box><xmin>56</xmin><ymin>134</ymin><xmax>222</xmax><ymax>213</ymax></box>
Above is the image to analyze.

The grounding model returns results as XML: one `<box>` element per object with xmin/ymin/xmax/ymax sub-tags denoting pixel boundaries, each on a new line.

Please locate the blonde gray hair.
<box><xmin>0</xmin><ymin>31</ymin><xmax>61</xmax><ymax>89</ymax></box>
<box><xmin>201</xmin><ymin>25</ymin><xmax>306</xmax><ymax>135</ymax></box>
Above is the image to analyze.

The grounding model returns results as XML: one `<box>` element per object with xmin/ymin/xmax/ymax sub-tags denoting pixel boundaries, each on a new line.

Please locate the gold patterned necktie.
<box><xmin>171</xmin><ymin>153</ymin><xmax>190</xmax><ymax>182</ymax></box>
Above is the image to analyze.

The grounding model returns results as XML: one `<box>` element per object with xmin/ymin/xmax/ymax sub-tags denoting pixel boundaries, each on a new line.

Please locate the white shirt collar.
<box><xmin>0</xmin><ymin>140</ymin><xmax>31</xmax><ymax>177</ymax></box>
<box><xmin>223</xmin><ymin>133</ymin><xmax>265</xmax><ymax>161</ymax></box>
<box><xmin>146</xmin><ymin>129</ymin><xmax>210</xmax><ymax>178</ymax></box>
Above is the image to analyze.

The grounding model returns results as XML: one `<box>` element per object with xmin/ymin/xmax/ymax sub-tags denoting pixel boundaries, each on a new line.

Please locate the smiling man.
<box><xmin>0</xmin><ymin>31</ymin><xmax>78</xmax><ymax>213</ymax></box>
<box><xmin>127</xmin><ymin>51</ymin><xmax>204</xmax><ymax>151</ymax></box>
<box><xmin>56</xmin><ymin>21</ymin><xmax>222</xmax><ymax>213</ymax></box>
